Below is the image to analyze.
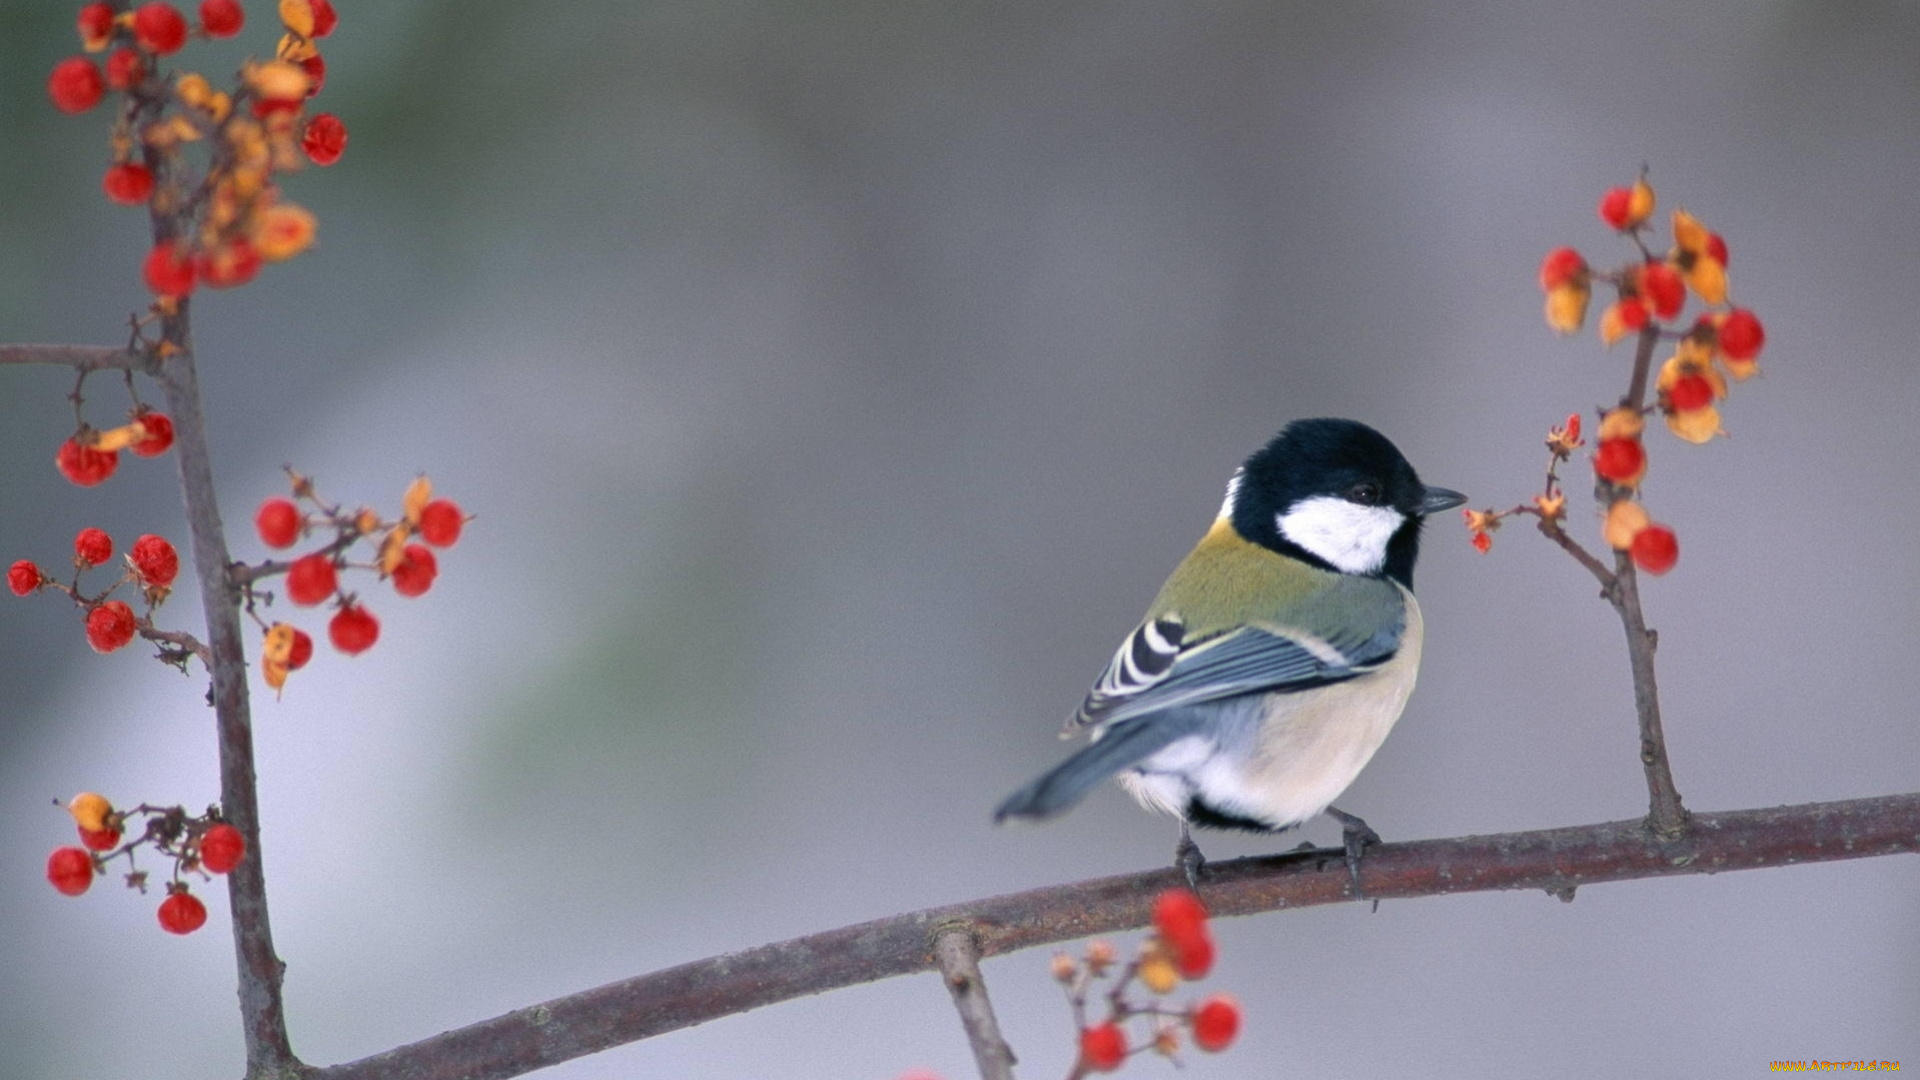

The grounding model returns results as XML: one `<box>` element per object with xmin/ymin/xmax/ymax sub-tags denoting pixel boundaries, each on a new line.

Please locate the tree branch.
<box><xmin>933</xmin><ymin>925</ymin><xmax>1018</xmax><ymax>1080</ymax></box>
<box><xmin>148</xmin><ymin>316</ymin><xmax>299</xmax><ymax>1075</ymax></box>
<box><xmin>312</xmin><ymin>793</ymin><xmax>1920</xmax><ymax>1080</ymax></box>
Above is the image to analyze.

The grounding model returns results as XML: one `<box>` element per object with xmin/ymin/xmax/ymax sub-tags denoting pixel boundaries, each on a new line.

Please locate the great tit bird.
<box><xmin>994</xmin><ymin>418</ymin><xmax>1464</xmax><ymax>888</ymax></box>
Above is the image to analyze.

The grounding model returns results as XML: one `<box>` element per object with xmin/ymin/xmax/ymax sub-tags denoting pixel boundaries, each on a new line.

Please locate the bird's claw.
<box><xmin>1324</xmin><ymin>806</ymin><xmax>1381</xmax><ymax>899</ymax></box>
<box><xmin>1174</xmin><ymin>823</ymin><xmax>1206</xmax><ymax>891</ymax></box>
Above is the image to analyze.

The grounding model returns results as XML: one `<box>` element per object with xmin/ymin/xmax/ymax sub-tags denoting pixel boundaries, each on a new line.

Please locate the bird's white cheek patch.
<box><xmin>1277</xmin><ymin>497</ymin><xmax>1405</xmax><ymax>575</ymax></box>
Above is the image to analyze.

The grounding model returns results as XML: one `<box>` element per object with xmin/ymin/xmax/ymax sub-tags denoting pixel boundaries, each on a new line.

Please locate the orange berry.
<box><xmin>48</xmin><ymin>56</ymin><xmax>105</xmax><ymax>114</ymax></box>
<box><xmin>1190</xmin><ymin>994</ymin><xmax>1242</xmax><ymax>1053</ymax></box>
<box><xmin>1631</xmin><ymin>525</ymin><xmax>1679</xmax><ymax>575</ymax></box>
<box><xmin>74</xmin><ymin>527</ymin><xmax>113</xmax><ymax>568</ymax></box>
<box><xmin>67</xmin><ymin>792</ymin><xmax>113</xmax><ymax>832</ymax></box>
<box><xmin>1079</xmin><ymin>1023</ymin><xmax>1127</xmax><ymax>1073</ymax></box>
<box><xmin>47</xmin><ymin>847</ymin><xmax>95</xmax><ymax>897</ymax></box>
<box><xmin>86</xmin><ymin>600</ymin><xmax>138</xmax><ymax>653</ymax></box>
<box><xmin>157</xmin><ymin>888</ymin><xmax>208</xmax><ymax>934</ymax></box>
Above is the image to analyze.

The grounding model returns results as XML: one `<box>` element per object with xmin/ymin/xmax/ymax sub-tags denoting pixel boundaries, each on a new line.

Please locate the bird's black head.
<box><xmin>1225</xmin><ymin>418</ymin><xmax>1465</xmax><ymax>588</ymax></box>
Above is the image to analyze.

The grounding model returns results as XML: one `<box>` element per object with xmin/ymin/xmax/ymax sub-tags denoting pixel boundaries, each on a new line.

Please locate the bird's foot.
<box><xmin>1324</xmin><ymin>805</ymin><xmax>1381</xmax><ymax>898</ymax></box>
<box><xmin>1174</xmin><ymin>823</ymin><xmax>1207</xmax><ymax>891</ymax></box>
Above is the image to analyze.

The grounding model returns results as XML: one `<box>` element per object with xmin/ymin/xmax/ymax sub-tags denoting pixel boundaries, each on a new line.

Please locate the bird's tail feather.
<box><xmin>993</xmin><ymin>716</ymin><xmax>1201</xmax><ymax>823</ymax></box>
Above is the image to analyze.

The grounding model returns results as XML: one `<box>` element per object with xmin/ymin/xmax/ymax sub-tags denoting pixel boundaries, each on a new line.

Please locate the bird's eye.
<box><xmin>1347</xmin><ymin>481</ymin><xmax>1381</xmax><ymax>505</ymax></box>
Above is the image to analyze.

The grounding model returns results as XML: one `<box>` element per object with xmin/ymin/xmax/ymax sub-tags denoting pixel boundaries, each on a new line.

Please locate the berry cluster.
<box><xmin>241</xmin><ymin>472</ymin><xmax>466</xmax><ymax>694</ymax></box>
<box><xmin>1468</xmin><ymin>175</ymin><xmax>1769</xmax><ymax>574</ymax></box>
<box><xmin>1051</xmin><ymin>889</ymin><xmax>1242</xmax><ymax>1078</ymax></box>
<box><xmin>47</xmin><ymin>0</ymin><xmax>345</xmax><ymax>305</ymax></box>
<box><xmin>10</xmin><ymin>525</ymin><xmax>186</xmax><ymax>660</ymax></box>
<box><xmin>56</xmin><ymin>406</ymin><xmax>175</xmax><ymax>488</ymax></box>
<box><xmin>45</xmin><ymin>791</ymin><xmax>245</xmax><ymax>936</ymax></box>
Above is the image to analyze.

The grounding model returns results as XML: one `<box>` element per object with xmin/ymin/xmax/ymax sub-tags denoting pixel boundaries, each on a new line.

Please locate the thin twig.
<box><xmin>0</xmin><ymin>343</ymin><xmax>150</xmax><ymax>372</ymax></box>
<box><xmin>312</xmin><ymin>793</ymin><xmax>1920</xmax><ymax>1080</ymax></box>
<box><xmin>933</xmin><ymin>925</ymin><xmax>1019</xmax><ymax>1080</ymax></box>
<box><xmin>1609</xmin><ymin>323</ymin><xmax>1687</xmax><ymax>834</ymax></box>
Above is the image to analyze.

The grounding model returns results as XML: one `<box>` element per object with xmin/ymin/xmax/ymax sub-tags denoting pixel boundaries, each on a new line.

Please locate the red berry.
<box><xmin>1593</xmin><ymin>437</ymin><xmax>1646</xmax><ymax>485</ymax></box>
<box><xmin>199</xmin><ymin>0</ymin><xmax>244</xmax><ymax>37</ymax></box>
<box><xmin>1151</xmin><ymin>888</ymin><xmax>1209</xmax><ymax>945</ymax></box>
<box><xmin>1615</xmin><ymin>295</ymin><xmax>1648</xmax><ymax>331</ymax></box>
<box><xmin>86</xmin><ymin>600</ymin><xmax>138</xmax><ymax>653</ymax></box>
<box><xmin>199</xmin><ymin>823</ymin><xmax>245</xmax><ymax>873</ymax></box>
<box><xmin>1537</xmin><ymin>247</ymin><xmax>1586</xmax><ymax>291</ymax></box>
<box><xmin>198</xmin><ymin>239</ymin><xmax>262</xmax><ymax>289</ymax></box>
<box><xmin>78</xmin><ymin>3</ymin><xmax>116</xmax><ymax>49</ymax></box>
<box><xmin>133</xmin><ymin>2</ymin><xmax>189</xmax><ymax>55</ymax></box>
<box><xmin>1667</xmin><ymin>373</ymin><xmax>1714</xmax><ymax>413</ymax></box>
<box><xmin>105</xmin><ymin>47</ymin><xmax>145</xmax><ymax>90</ymax></box>
<box><xmin>78</xmin><ymin>825</ymin><xmax>122</xmax><ymax>851</ymax></box>
<box><xmin>48</xmin><ymin>56</ymin><xmax>105</xmax><ymax>114</ymax></box>
<box><xmin>256</xmin><ymin>498</ymin><xmax>302</xmax><ymax>548</ymax></box>
<box><xmin>1079</xmin><ymin>1023</ymin><xmax>1127</xmax><ymax>1073</ymax></box>
<box><xmin>56</xmin><ymin>437</ymin><xmax>120</xmax><ymax>486</ymax></box>
<box><xmin>1638</xmin><ymin>262</ymin><xmax>1685</xmax><ymax>320</ymax></box>
<box><xmin>298</xmin><ymin>53</ymin><xmax>326</xmax><ymax>96</ymax></box>
<box><xmin>8</xmin><ymin>559</ymin><xmax>42</xmax><ymax>597</ymax></box>
<box><xmin>131</xmin><ymin>410</ymin><xmax>175</xmax><ymax>456</ymax></box>
<box><xmin>1706</xmin><ymin>232</ymin><xmax>1729</xmax><ymax>268</ymax></box>
<box><xmin>74</xmin><ymin>527</ymin><xmax>113</xmax><ymax>568</ymax></box>
<box><xmin>285</xmin><ymin>553</ymin><xmax>337</xmax><ymax>605</ymax></box>
<box><xmin>1191</xmin><ymin>994</ymin><xmax>1242</xmax><ymax>1053</ymax></box>
<box><xmin>143</xmin><ymin>239</ymin><xmax>197</xmax><ymax>298</ymax></box>
<box><xmin>157</xmin><ymin>889</ymin><xmax>208</xmax><ymax>934</ymax></box>
<box><xmin>287</xmin><ymin>627</ymin><xmax>314</xmax><ymax>669</ymax></box>
<box><xmin>1718</xmin><ymin>308</ymin><xmax>1766</xmax><ymax>361</ymax></box>
<box><xmin>309</xmin><ymin>0</ymin><xmax>337</xmax><ymax>36</ymax></box>
<box><xmin>1173</xmin><ymin>932</ymin><xmax>1216</xmax><ymax>980</ymax></box>
<box><xmin>131</xmin><ymin>534</ymin><xmax>180</xmax><ymax>588</ymax></box>
<box><xmin>418</xmin><ymin>499</ymin><xmax>464</xmax><ymax>547</ymax></box>
<box><xmin>46</xmin><ymin>847</ymin><xmax>95</xmax><ymax>896</ymax></box>
<box><xmin>1631</xmin><ymin>524</ymin><xmax>1679</xmax><ymax>576</ymax></box>
<box><xmin>390</xmin><ymin>543</ymin><xmax>437</xmax><ymax>597</ymax></box>
<box><xmin>102</xmin><ymin>161</ymin><xmax>155</xmax><ymax>206</ymax></box>
<box><xmin>301</xmin><ymin>112</ymin><xmax>347</xmax><ymax>166</ymax></box>
<box><xmin>329</xmin><ymin>603</ymin><xmax>379</xmax><ymax>655</ymax></box>
<box><xmin>1597</xmin><ymin>186</ymin><xmax>1634</xmax><ymax>230</ymax></box>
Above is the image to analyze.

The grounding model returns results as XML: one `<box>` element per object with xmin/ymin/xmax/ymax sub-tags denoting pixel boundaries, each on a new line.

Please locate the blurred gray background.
<box><xmin>4</xmin><ymin>1</ymin><xmax>1917</xmax><ymax>1077</ymax></box>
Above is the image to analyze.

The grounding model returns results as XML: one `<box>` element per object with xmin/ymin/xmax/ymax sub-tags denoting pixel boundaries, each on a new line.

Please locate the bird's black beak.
<box><xmin>1417</xmin><ymin>486</ymin><xmax>1468</xmax><ymax>516</ymax></box>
